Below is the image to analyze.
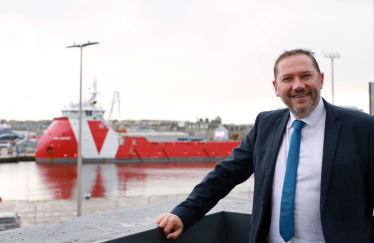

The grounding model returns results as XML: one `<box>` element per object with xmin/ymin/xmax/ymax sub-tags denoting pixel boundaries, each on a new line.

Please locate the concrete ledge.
<box><xmin>0</xmin><ymin>198</ymin><xmax>252</xmax><ymax>243</ymax></box>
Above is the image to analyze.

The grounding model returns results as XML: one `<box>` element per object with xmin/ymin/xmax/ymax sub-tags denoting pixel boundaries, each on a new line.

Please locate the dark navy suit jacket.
<box><xmin>171</xmin><ymin>99</ymin><xmax>374</xmax><ymax>243</ymax></box>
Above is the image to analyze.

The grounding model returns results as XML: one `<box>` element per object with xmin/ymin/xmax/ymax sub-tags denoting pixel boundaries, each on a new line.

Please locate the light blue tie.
<box><xmin>279</xmin><ymin>120</ymin><xmax>304</xmax><ymax>242</ymax></box>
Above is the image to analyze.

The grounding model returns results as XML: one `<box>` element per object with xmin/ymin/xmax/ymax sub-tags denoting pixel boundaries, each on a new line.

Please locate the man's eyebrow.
<box><xmin>279</xmin><ymin>73</ymin><xmax>292</xmax><ymax>79</ymax></box>
<box><xmin>280</xmin><ymin>70</ymin><xmax>314</xmax><ymax>78</ymax></box>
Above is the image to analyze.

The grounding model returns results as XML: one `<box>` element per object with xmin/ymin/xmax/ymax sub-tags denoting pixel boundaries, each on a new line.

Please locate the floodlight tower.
<box><xmin>66</xmin><ymin>41</ymin><xmax>99</xmax><ymax>217</ymax></box>
<box><xmin>322</xmin><ymin>52</ymin><xmax>340</xmax><ymax>105</ymax></box>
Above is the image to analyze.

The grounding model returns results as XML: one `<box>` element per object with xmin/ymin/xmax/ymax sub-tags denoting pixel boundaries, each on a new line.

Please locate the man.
<box><xmin>156</xmin><ymin>49</ymin><xmax>374</xmax><ymax>242</ymax></box>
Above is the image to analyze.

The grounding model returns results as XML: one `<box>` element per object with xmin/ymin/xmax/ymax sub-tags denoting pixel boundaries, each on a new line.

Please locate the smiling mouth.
<box><xmin>292</xmin><ymin>93</ymin><xmax>308</xmax><ymax>98</ymax></box>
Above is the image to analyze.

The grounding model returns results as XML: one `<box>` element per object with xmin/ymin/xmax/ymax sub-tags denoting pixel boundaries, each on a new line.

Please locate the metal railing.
<box><xmin>0</xmin><ymin>187</ymin><xmax>253</xmax><ymax>228</ymax></box>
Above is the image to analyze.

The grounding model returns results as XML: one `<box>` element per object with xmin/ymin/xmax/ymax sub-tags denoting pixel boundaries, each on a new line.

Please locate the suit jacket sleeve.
<box><xmin>170</xmin><ymin>113</ymin><xmax>261</xmax><ymax>231</ymax></box>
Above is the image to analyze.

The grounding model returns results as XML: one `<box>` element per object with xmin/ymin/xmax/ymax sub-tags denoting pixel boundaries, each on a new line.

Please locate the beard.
<box><xmin>278</xmin><ymin>85</ymin><xmax>320</xmax><ymax>118</ymax></box>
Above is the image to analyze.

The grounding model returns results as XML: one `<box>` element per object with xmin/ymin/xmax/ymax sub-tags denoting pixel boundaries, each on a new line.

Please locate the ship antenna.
<box><xmin>88</xmin><ymin>80</ymin><xmax>98</xmax><ymax>105</ymax></box>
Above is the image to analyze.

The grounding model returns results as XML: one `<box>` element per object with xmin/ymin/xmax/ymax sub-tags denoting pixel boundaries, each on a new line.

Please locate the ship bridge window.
<box><xmin>63</xmin><ymin>111</ymin><xmax>78</xmax><ymax>115</ymax></box>
<box><xmin>86</xmin><ymin>111</ymin><xmax>92</xmax><ymax>116</ymax></box>
<box><xmin>132</xmin><ymin>138</ymin><xmax>136</xmax><ymax>145</ymax></box>
<box><xmin>63</xmin><ymin>111</ymin><xmax>74</xmax><ymax>115</ymax></box>
<box><xmin>97</xmin><ymin>111</ymin><xmax>104</xmax><ymax>117</ymax></box>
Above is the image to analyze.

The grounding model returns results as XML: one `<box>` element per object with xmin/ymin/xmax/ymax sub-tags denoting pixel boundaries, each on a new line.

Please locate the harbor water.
<box><xmin>0</xmin><ymin>161</ymin><xmax>254</xmax><ymax>201</ymax></box>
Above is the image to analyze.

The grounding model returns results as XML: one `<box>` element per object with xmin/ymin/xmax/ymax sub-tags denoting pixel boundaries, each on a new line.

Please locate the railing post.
<box><xmin>34</xmin><ymin>206</ymin><xmax>36</xmax><ymax>225</ymax></box>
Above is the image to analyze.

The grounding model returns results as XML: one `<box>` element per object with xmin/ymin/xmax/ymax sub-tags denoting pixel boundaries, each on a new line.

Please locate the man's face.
<box><xmin>272</xmin><ymin>54</ymin><xmax>324</xmax><ymax>119</ymax></box>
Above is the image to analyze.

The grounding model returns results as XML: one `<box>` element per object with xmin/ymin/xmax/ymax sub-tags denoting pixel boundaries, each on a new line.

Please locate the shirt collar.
<box><xmin>287</xmin><ymin>97</ymin><xmax>325</xmax><ymax>129</ymax></box>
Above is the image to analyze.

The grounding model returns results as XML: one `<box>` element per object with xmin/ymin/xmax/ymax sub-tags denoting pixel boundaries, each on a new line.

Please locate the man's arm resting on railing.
<box><xmin>155</xmin><ymin>117</ymin><xmax>260</xmax><ymax>239</ymax></box>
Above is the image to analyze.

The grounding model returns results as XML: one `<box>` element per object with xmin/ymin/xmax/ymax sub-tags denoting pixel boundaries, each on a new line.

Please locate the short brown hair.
<box><xmin>273</xmin><ymin>49</ymin><xmax>320</xmax><ymax>80</ymax></box>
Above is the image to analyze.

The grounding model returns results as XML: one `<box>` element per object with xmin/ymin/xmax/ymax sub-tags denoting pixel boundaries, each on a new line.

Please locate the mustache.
<box><xmin>289</xmin><ymin>89</ymin><xmax>310</xmax><ymax>95</ymax></box>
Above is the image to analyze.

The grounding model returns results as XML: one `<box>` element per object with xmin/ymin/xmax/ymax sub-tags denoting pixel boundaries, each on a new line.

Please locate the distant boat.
<box><xmin>36</xmin><ymin>81</ymin><xmax>240</xmax><ymax>163</ymax></box>
<box><xmin>0</xmin><ymin>123</ymin><xmax>13</xmax><ymax>135</ymax></box>
<box><xmin>0</xmin><ymin>123</ymin><xmax>22</xmax><ymax>143</ymax></box>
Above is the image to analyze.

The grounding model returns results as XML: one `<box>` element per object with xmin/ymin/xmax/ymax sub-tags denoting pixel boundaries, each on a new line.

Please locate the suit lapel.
<box><xmin>320</xmin><ymin>99</ymin><xmax>341</xmax><ymax>211</ymax></box>
<box><xmin>263</xmin><ymin>110</ymin><xmax>289</xmax><ymax>205</ymax></box>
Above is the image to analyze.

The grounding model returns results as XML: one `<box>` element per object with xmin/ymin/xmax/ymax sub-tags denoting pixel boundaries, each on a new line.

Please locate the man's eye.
<box><xmin>303</xmin><ymin>74</ymin><xmax>311</xmax><ymax>78</ymax></box>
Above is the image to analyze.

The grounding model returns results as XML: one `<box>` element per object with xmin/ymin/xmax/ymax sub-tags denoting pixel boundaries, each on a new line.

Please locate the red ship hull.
<box><xmin>36</xmin><ymin>117</ymin><xmax>241</xmax><ymax>163</ymax></box>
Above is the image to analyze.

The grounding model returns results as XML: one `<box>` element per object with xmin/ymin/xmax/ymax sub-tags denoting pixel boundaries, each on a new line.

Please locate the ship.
<box><xmin>35</xmin><ymin>82</ymin><xmax>241</xmax><ymax>163</ymax></box>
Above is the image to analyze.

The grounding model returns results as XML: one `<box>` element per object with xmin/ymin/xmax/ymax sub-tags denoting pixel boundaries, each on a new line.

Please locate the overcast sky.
<box><xmin>1</xmin><ymin>0</ymin><xmax>373</xmax><ymax>124</ymax></box>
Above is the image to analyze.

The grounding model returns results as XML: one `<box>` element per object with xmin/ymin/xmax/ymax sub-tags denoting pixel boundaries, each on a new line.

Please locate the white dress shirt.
<box><xmin>266</xmin><ymin>98</ymin><xmax>326</xmax><ymax>243</ymax></box>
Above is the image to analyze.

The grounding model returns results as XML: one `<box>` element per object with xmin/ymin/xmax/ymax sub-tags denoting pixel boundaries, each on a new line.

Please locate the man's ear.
<box><xmin>273</xmin><ymin>81</ymin><xmax>280</xmax><ymax>97</ymax></box>
<box><xmin>319</xmin><ymin>73</ymin><xmax>324</xmax><ymax>89</ymax></box>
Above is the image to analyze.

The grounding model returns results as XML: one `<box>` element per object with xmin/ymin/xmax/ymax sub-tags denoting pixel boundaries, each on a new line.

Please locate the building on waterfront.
<box><xmin>213</xmin><ymin>124</ymin><xmax>229</xmax><ymax>140</ymax></box>
<box><xmin>3</xmin><ymin>116</ymin><xmax>253</xmax><ymax>142</ymax></box>
<box><xmin>2</xmin><ymin>119</ymin><xmax>52</xmax><ymax>136</ymax></box>
<box><xmin>16</xmin><ymin>138</ymin><xmax>38</xmax><ymax>155</ymax></box>
<box><xmin>0</xmin><ymin>143</ymin><xmax>13</xmax><ymax>157</ymax></box>
<box><xmin>110</xmin><ymin>116</ymin><xmax>253</xmax><ymax>141</ymax></box>
<box><xmin>185</xmin><ymin>116</ymin><xmax>253</xmax><ymax>141</ymax></box>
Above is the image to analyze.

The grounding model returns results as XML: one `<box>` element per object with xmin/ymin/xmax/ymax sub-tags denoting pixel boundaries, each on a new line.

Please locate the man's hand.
<box><xmin>155</xmin><ymin>213</ymin><xmax>184</xmax><ymax>239</ymax></box>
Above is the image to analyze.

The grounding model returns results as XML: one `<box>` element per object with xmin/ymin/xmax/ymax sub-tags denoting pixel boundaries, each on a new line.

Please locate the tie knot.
<box><xmin>293</xmin><ymin>120</ymin><xmax>304</xmax><ymax>131</ymax></box>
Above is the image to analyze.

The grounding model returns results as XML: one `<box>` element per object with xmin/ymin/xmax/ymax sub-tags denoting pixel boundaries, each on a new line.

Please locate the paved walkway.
<box><xmin>0</xmin><ymin>190</ymin><xmax>252</xmax><ymax>228</ymax></box>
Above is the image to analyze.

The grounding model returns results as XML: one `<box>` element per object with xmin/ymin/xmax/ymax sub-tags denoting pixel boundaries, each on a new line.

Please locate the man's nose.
<box><xmin>292</xmin><ymin>78</ymin><xmax>305</xmax><ymax>90</ymax></box>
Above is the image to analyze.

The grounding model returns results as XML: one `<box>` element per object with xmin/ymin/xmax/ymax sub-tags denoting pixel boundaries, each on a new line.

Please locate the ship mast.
<box><xmin>87</xmin><ymin>80</ymin><xmax>98</xmax><ymax>105</ymax></box>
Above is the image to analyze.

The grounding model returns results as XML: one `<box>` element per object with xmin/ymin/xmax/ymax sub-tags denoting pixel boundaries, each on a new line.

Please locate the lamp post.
<box><xmin>66</xmin><ymin>41</ymin><xmax>99</xmax><ymax>217</ymax></box>
<box><xmin>322</xmin><ymin>52</ymin><xmax>340</xmax><ymax>105</ymax></box>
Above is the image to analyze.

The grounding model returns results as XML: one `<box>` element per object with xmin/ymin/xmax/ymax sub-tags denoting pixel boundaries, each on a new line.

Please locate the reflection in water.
<box><xmin>37</xmin><ymin>164</ymin><xmax>77</xmax><ymax>199</ymax></box>
<box><xmin>115</xmin><ymin>162</ymin><xmax>219</xmax><ymax>198</ymax></box>
<box><xmin>0</xmin><ymin>161</ymin><xmax>253</xmax><ymax>201</ymax></box>
<box><xmin>91</xmin><ymin>166</ymin><xmax>105</xmax><ymax>198</ymax></box>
